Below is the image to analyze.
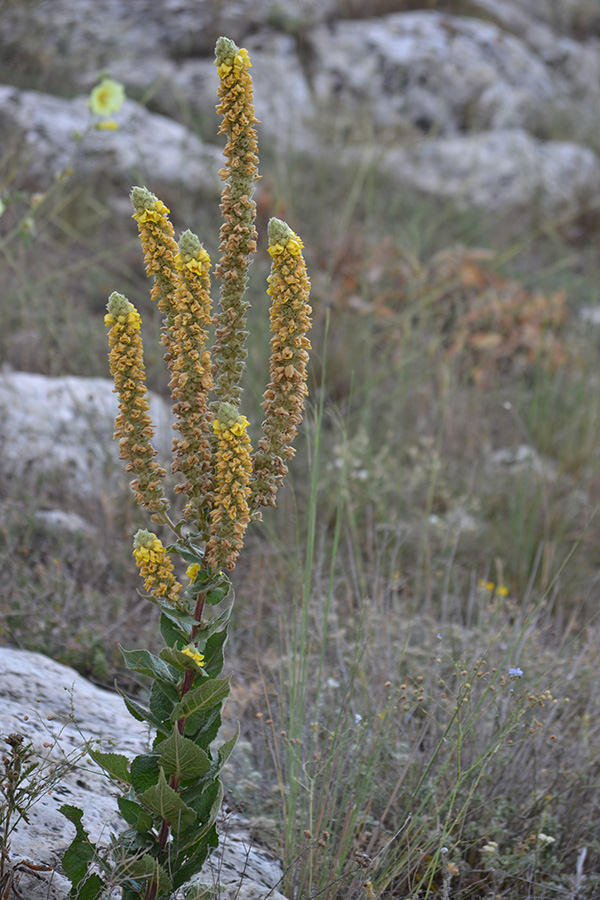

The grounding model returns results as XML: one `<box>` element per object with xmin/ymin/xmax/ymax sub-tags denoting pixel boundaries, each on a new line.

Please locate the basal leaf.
<box><xmin>75</xmin><ymin>874</ymin><xmax>105</xmax><ymax>900</ymax></box>
<box><xmin>59</xmin><ymin>805</ymin><xmax>97</xmax><ymax>889</ymax></box>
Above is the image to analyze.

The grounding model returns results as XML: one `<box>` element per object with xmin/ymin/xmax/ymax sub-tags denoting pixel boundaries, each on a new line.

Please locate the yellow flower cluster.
<box><xmin>181</xmin><ymin>646</ymin><xmax>205</xmax><ymax>667</ymax></box>
<box><xmin>105</xmin><ymin>292</ymin><xmax>168</xmax><ymax>516</ymax></box>
<box><xmin>130</xmin><ymin>187</ymin><xmax>179</xmax><ymax>362</ymax></box>
<box><xmin>206</xmin><ymin>402</ymin><xmax>253</xmax><ymax>571</ymax></box>
<box><xmin>212</xmin><ymin>37</ymin><xmax>259</xmax><ymax>406</ymax></box>
<box><xmin>132</xmin><ymin>530</ymin><xmax>182</xmax><ymax>606</ymax></box>
<box><xmin>251</xmin><ymin>219</ymin><xmax>312</xmax><ymax>509</ymax></box>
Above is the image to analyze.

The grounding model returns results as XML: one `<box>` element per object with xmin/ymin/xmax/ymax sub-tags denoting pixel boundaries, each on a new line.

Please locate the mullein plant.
<box><xmin>59</xmin><ymin>37</ymin><xmax>311</xmax><ymax>900</ymax></box>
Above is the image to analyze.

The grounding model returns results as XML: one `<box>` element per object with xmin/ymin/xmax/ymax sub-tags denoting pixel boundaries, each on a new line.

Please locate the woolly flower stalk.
<box><xmin>130</xmin><ymin>186</ymin><xmax>179</xmax><ymax>363</ymax></box>
<box><xmin>251</xmin><ymin>218</ymin><xmax>312</xmax><ymax>510</ymax></box>
<box><xmin>105</xmin><ymin>292</ymin><xmax>168</xmax><ymax>516</ymax></box>
<box><xmin>170</xmin><ymin>230</ymin><xmax>215</xmax><ymax>527</ymax></box>
<box><xmin>212</xmin><ymin>37</ymin><xmax>259</xmax><ymax>406</ymax></box>
<box><xmin>205</xmin><ymin>401</ymin><xmax>253</xmax><ymax>571</ymax></box>
<box><xmin>132</xmin><ymin>529</ymin><xmax>182</xmax><ymax>607</ymax></box>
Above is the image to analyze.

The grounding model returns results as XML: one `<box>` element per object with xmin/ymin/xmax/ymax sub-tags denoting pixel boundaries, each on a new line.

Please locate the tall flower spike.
<box><xmin>251</xmin><ymin>218</ymin><xmax>312</xmax><ymax>510</ymax></box>
<box><xmin>170</xmin><ymin>230</ymin><xmax>215</xmax><ymax>531</ymax></box>
<box><xmin>212</xmin><ymin>37</ymin><xmax>260</xmax><ymax>406</ymax></box>
<box><xmin>205</xmin><ymin>402</ymin><xmax>253</xmax><ymax>571</ymax></box>
<box><xmin>130</xmin><ymin>186</ymin><xmax>180</xmax><ymax>365</ymax></box>
<box><xmin>133</xmin><ymin>529</ymin><xmax>183</xmax><ymax>608</ymax></box>
<box><xmin>105</xmin><ymin>292</ymin><xmax>169</xmax><ymax>517</ymax></box>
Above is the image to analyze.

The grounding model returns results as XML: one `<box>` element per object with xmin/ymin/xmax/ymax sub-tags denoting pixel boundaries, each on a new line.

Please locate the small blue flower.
<box><xmin>437</xmin><ymin>633</ymin><xmax>442</xmax><ymax>640</ymax></box>
<box><xmin>508</xmin><ymin>667</ymin><xmax>523</xmax><ymax>677</ymax></box>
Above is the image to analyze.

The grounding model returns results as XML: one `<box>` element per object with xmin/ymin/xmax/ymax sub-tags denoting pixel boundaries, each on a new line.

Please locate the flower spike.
<box><xmin>105</xmin><ymin>291</ymin><xmax>168</xmax><ymax>517</ymax></box>
<box><xmin>251</xmin><ymin>218</ymin><xmax>312</xmax><ymax>510</ymax></box>
<box><xmin>212</xmin><ymin>37</ymin><xmax>260</xmax><ymax>406</ymax></box>
<box><xmin>170</xmin><ymin>230</ymin><xmax>215</xmax><ymax>530</ymax></box>
<box><xmin>206</xmin><ymin>401</ymin><xmax>253</xmax><ymax>571</ymax></box>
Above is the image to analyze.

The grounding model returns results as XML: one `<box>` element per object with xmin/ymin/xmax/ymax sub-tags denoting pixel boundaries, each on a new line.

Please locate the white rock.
<box><xmin>311</xmin><ymin>12</ymin><xmax>555</xmax><ymax>138</ymax></box>
<box><xmin>370</xmin><ymin>129</ymin><xmax>600</xmax><ymax>218</ymax></box>
<box><xmin>0</xmin><ymin>647</ymin><xmax>287</xmax><ymax>900</ymax></box>
<box><xmin>0</xmin><ymin>87</ymin><xmax>222</xmax><ymax>197</ymax></box>
<box><xmin>0</xmin><ymin>371</ymin><xmax>173</xmax><ymax>497</ymax></box>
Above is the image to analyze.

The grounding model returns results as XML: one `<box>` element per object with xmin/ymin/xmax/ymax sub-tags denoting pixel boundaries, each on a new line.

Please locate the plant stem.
<box><xmin>143</xmin><ymin>589</ymin><xmax>207</xmax><ymax>900</ymax></box>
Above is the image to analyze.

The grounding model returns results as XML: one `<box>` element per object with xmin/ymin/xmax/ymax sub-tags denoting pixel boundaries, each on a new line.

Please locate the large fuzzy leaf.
<box><xmin>159</xmin><ymin>726</ymin><xmax>212</xmax><ymax>781</ymax></box>
<box><xmin>138</xmin><ymin>769</ymin><xmax>196</xmax><ymax>834</ymax></box>
<box><xmin>171</xmin><ymin>675</ymin><xmax>231</xmax><ymax>724</ymax></box>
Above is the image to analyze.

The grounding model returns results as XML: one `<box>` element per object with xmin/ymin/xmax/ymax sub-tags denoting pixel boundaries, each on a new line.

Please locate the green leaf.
<box><xmin>59</xmin><ymin>805</ymin><xmax>98</xmax><ymax>892</ymax></box>
<box><xmin>159</xmin><ymin>646</ymin><xmax>209</xmax><ymax>676</ymax></box>
<box><xmin>75</xmin><ymin>874</ymin><xmax>105</xmax><ymax>900</ymax></box>
<box><xmin>168</xmin><ymin>542</ymin><xmax>204</xmax><ymax>565</ymax></box>
<box><xmin>116</xmin><ymin>686</ymin><xmax>169</xmax><ymax>735</ymax></box>
<box><xmin>138</xmin><ymin>769</ymin><xmax>197</xmax><ymax>834</ymax></box>
<box><xmin>217</xmin><ymin>723</ymin><xmax>240</xmax><ymax>770</ymax></box>
<box><xmin>126</xmin><ymin>853</ymin><xmax>173</xmax><ymax>895</ymax></box>
<box><xmin>117</xmin><ymin>795</ymin><xmax>153</xmax><ymax>832</ymax></box>
<box><xmin>205</xmin><ymin>581</ymin><xmax>230</xmax><ymax>606</ymax></box>
<box><xmin>201</xmin><ymin>628</ymin><xmax>228</xmax><ymax>677</ymax></box>
<box><xmin>172</xmin><ymin>827</ymin><xmax>218</xmax><ymax>889</ymax></box>
<box><xmin>88</xmin><ymin>749</ymin><xmax>131</xmax><ymax>785</ymax></box>
<box><xmin>186</xmin><ymin>778</ymin><xmax>224</xmax><ymax>831</ymax></box>
<box><xmin>120</xmin><ymin>647</ymin><xmax>177</xmax><ymax>683</ymax></box>
<box><xmin>171</xmin><ymin>675</ymin><xmax>231</xmax><ymax>724</ymax></box>
<box><xmin>159</xmin><ymin>726</ymin><xmax>212</xmax><ymax>781</ymax></box>
<box><xmin>185</xmin><ymin>704</ymin><xmax>222</xmax><ymax>746</ymax></box>
<box><xmin>197</xmin><ymin>606</ymin><xmax>231</xmax><ymax>639</ymax></box>
<box><xmin>130</xmin><ymin>753</ymin><xmax>160</xmax><ymax>793</ymax></box>
<box><xmin>160</xmin><ymin>611</ymin><xmax>191</xmax><ymax>648</ymax></box>
<box><xmin>149</xmin><ymin>680</ymin><xmax>179</xmax><ymax>724</ymax></box>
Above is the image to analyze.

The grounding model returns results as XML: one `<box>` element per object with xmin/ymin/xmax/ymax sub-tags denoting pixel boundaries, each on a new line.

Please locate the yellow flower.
<box><xmin>181</xmin><ymin>646</ymin><xmax>205</xmax><ymax>667</ymax></box>
<box><xmin>206</xmin><ymin>402</ymin><xmax>253</xmax><ymax>571</ymax></box>
<box><xmin>478</xmin><ymin>579</ymin><xmax>495</xmax><ymax>591</ymax></box>
<box><xmin>95</xmin><ymin>120</ymin><xmax>119</xmax><ymax>131</ymax></box>
<box><xmin>88</xmin><ymin>77</ymin><xmax>125</xmax><ymax>116</ymax></box>
<box><xmin>496</xmin><ymin>585</ymin><xmax>509</xmax><ymax>596</ymax></box>
<box><xmin>133</xmin><ymin>530</ymin><xmax>182</xmax><ymax>606</ymax></box>
<box><xmin>186</xmin><ymin>563</ymin><xmax>201</xmax><ymax>581</ymax></box>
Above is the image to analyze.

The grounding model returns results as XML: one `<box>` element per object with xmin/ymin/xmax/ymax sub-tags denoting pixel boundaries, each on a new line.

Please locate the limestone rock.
<box><xmin>310</xmin><ymin>11</ymin><xmax>555</xmax><ymax>139</ymax></box>
<box><xmin>0</xmin><ymin>646</ymin><xmax>287</xmax><ymax>900</ymax></box>
<box><xmin>371</xmin><ymin>129</ymin><xmax>600</xmax><ymax>219</ymax></box>
<box><xmin>0</xmin><ymin>87</ymin><xmax>222</xmax><ymax>198</ymax></box>
<box><xmin>0</xmin><ymin>371</ymin><xmax>173</xmax><ymax>498</ymax></box>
